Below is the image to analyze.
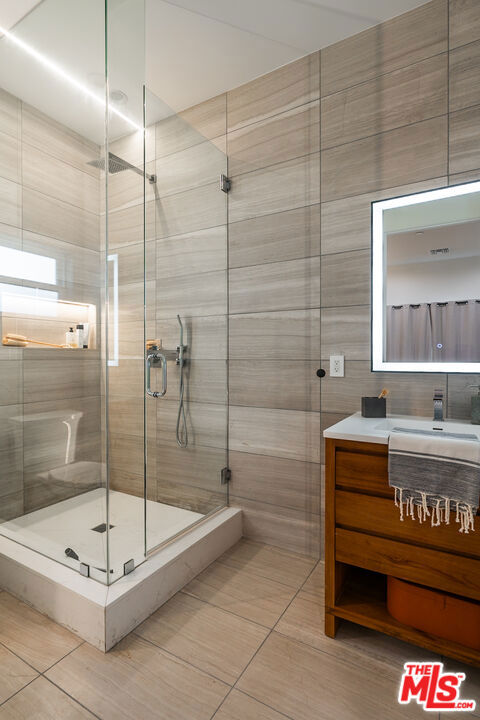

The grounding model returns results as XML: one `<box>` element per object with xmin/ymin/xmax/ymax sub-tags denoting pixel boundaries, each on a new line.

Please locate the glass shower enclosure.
<box><xmin>0</xmin><ymin>0</ymin><xmax>228</xmax><ymax>584</ymax></box>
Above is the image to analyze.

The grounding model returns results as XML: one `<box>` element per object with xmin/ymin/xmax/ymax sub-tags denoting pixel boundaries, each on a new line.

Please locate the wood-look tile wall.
<box><xmin>0</xmin><ymin>95</ymin><xmax>102</xmax><ymax>516</ymax></box>
<box><xmin>320</xmin><ymin>0</ymin><xmax>480</xmax><ymax>439</ymax></box>
<box><xmin>227</xmin><ymin>0</ymin><xmax>480</xmax><ymax>558</ymax></box>
<box><xmin>45</xmin><ymin>0</ymin><xmax>478</xmax><ymax>560</ymax></box>
<box><xmin>226</xmin><ymin>53</ymin><xmax>322</xmax><ymax>557</ymax></box>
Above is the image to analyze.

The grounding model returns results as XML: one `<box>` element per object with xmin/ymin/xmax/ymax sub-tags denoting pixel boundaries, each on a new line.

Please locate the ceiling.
<box><xmin>387</xmin><ymin>221</ymin><xmax>480</xmax><ymax>265</ymax></box>
<box><xmin>145</xmin><ymin>0</ymin><xmax>430</xmax><ymax>112</ymax></box>
<box><xmin>0</xmin><ymin>0</ymin><xmax>431</xmax><ymax>143</ymax></box>
<box><xmin>0</xmin><ymin>0</ymin><xmax>41</xmax><ymax>32</ymax></box>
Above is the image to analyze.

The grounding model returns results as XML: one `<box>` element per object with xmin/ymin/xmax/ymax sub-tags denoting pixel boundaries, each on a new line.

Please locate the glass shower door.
<box><xmin>0</xmin><ymin>0</ymin><xmax>108</xmax><ymax>581</ymax></box>
<box><xmin>144</xmin><ymin>89</ymin><xmax>229</xmax><ymax>554</ymax></box>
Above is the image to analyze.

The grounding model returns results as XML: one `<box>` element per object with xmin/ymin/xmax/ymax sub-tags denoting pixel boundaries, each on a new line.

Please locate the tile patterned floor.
<box><xmin>0</xmin><ymin>538</ymin><xmax>478</xmax><ymax>719</ymax></box>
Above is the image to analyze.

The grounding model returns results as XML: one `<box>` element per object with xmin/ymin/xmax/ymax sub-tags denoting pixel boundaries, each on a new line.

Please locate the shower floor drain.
<box><xmin>91</xmin><ymin>523</ymin><xmax>114</xmax><ymax>533</ymax></box>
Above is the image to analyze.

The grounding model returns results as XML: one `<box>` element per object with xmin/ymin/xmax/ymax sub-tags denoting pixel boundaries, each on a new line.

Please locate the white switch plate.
<box><xmin>330</xmin><ymin>355</ymin><xmax>344</xmax><ymax>377</ymax></box>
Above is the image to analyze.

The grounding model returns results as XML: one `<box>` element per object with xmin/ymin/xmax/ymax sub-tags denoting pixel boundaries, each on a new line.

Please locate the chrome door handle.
<box><xmin>146</xmin><ymin>352</ymin><xmax>167</xmax><ymax>398</ymax></box>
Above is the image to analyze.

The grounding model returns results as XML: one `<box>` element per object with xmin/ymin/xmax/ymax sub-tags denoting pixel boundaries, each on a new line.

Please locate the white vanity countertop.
<box><xmin>323</xmin><ymin>412</ymin><xmax>480</xmax><ymax>444</ymax></box>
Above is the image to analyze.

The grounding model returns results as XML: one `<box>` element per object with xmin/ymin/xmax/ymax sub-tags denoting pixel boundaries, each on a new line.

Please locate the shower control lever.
<box><xmin>146</xmin><ymin>349</ymin><xmax>167</xmax><ymax>398</ymax></box>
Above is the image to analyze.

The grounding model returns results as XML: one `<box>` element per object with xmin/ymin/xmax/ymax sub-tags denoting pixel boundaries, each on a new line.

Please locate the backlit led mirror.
<box><xmin>372</xmin><ymin>181</ymin><xmax>480</xmax><ymax>373</ymax></box>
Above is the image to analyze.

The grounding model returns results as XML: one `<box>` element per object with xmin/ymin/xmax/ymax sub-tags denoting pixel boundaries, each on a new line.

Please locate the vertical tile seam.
<box><xmin>320</xmin><ymin>0</ymin><xmax>449</xmax><ymax>98</ymax></box>
<box><xmin>19</xmin><ymin>97</ymin><xmax>25</xmax><ymax>510</ymax></box>
<box><xmin>318</xmin><ymin>50</ymin><xmax>323</xmax><ymax>542</ymax></box>
<box><xmin>225</xmin><ymin>89</ymin><xmax>230</xmax><ymax>507</ymax></box>
<box><xmin>446</xmin><ymin>0</ymin><xmax>451</xmax><ymax>412</ymax></box>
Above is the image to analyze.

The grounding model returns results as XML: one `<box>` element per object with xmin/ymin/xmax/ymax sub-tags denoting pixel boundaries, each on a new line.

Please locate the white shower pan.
<box><xmin>0</xmin><ymin>496</ymin><xmax>241</xmax><ymax>651</ymax></box>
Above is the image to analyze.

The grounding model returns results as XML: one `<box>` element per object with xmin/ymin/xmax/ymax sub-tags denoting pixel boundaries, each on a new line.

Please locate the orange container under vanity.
<box><xmin>387</xmin><ymin>576</ymin><xmax>480</xmax><ymax>652</ymax></box>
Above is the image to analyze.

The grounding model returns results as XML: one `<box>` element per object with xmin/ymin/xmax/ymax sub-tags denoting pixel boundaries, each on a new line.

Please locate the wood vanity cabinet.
<box><xmin>325</xmin><ymin>437</ymin><xmax>480</xmax><ymax>666</ymax></box>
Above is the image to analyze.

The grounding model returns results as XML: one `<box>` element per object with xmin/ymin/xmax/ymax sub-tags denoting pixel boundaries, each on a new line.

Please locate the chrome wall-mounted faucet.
<box><xmin>433</xmin><ymin>389</ymin><xmax>444</xmax><ymax>422</ymax></box>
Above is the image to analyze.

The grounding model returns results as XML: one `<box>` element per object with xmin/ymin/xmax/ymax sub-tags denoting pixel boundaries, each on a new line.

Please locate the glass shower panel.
<box><xmin>0</xmin><ymin>0</ymin><xmax>108</xmax><ymax>580</ymax></box>
<box><xmin>144</xmin><ymin>88</ymin><xmax>229</xmax><ymax>554</ymax></box>
<box><xmin>105</xmin><ymin>0</ymin><xmax>148</xmax><ymax>577</ymax></box>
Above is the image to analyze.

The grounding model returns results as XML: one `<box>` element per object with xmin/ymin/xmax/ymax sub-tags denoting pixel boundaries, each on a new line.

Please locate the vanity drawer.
<box><xmin>335</xmin><ymin>447</ymin><xmax>391</xmax><ymax>497</ymax></box>
<box><xmin>336</xmin><ymin>528</ymin><xmax>480</xmax><ymax>601</ymax></box>
<box><xmin>336</xmin><ymin>490</ymin><xmax>480</xmax><ymax>559</ymax></box>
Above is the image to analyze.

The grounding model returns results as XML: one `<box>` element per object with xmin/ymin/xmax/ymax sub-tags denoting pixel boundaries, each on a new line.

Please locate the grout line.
<box><xmin>446</xmin><ymin>0</ymin><xmax>451</xmax><ymax>411</ymax></box>
<box><xmin>271</xmin><ymin>558</ymin><xmax>321</xmax><ymax>629</ymax></box>
<box><xmin>229</xmin><ymin>302</ymin><xmax>367</xmax><ymax>316</ymax></box>
<box><xmin>177</xmin><ymin>588</ymin><xmax>273</xmax><ymax>631</ymax></box>
<box><xmin>447</xmin><ymin>0</ymin><xmax>451</xmax><ymax>180</ymax></box>
<box><xmin>228</xmin><ymin>447</ymin><xmax>321</xmax><ymax>466</ymax></box>
<box><xmin>0</xmin><ymin>638</ymin><xmax>43</xmax><ymax>676</ymax></box>
<box><xmin>42</xmin><ymin>640</ymin><xmax>86</xmax><ymax>674</ymax></box>
<box><xmin>320</xmin><ymin>171</ymin><xmax>449</xmax><ymax>205</ymax></box>
<box><xmin>153</xmin><ymin>132</ymin><xmax>226</xmax><ymax>165</ymax></box>
<box><xmin>20</xmin><ymin>136</ymin><xmax>101</xmax><ymax>182</ymax></box>
<box><xmin>217</xmin><ymin>558</ymin><xmax>322</xmax><ymax>717</ymax></box>
<box><xmin>229</xmin><ymin>305</ymin><xmax>320</xmax><ymax>317</ymax></box>
<box><xmin>131</xmin><ymin>630</ymin><xmax>234</xmax><ymax>688</ymax></box>
<box><xmin>229</xmin><ymin>492</ymin><xmax>322</xmax><ymax>516</ymax></box>
<box><xmin>449</xmin><ymin>36</ymin><xmax>480</xmax><ymax>55</ymax></box>
<box><xmin>229</xmin><ymin>253</ymin><xmax>320</xmax><ymax>273</ymax></box>
<box><xmin>227</xmin><ymin>92</ymin><xmax>321</xmax><ymax>136</ymax></box>
<box><xmin>227</xmin><ymin>97</ymin><xmax>320</xmax><ymax>153</ymax></box>
<box><xmin>321</xmin><ymin>111</ymin><xmax>448</xmax><ymax>155</ymax></box>
<box><xmin>177</xmin><ymin>589</ymin><xmax>278</xmax><ymax>631</ymax></box>
<box><xmin>150</xmin><ymin>176</ymin><xmax>218</xmax><ymax>200</ymax></box>
<box><xmin>0</xmin><ymin>676</ymin><xmax>39</xmax><ymax>708</ymax></box>
<box><xmin>183</xmin><ymin>555</ymin><xmax>315</xmax><ymax>594</ymax></box>
<box><xmin>320</xmin><ymin>50</ymin><xmax>449</xmax><ymax>103</ymax></box>
<box><xmin>209</xmin><ymin>687</ymin><xmax>235</xmax><ymax>719</ymax></box>
<box><xmin>230</xmin><ymin>149</ymin><xmax>319</xmax><ymax>183</ymax></box>
<box><xmin>0</xmin><ymin>635</ymin><xmax>93</xmax><ymax>716</ymax></box>
<box><xmin>320</xmin><ymin>46</ymin><xmax>448</xmax><ymax>100</ymax></box>
<box><xmin>320</xmin><ymin>247</ymin><xmax>370</xmax><ymax>259</ymax></box>
<box><xmin>42</xmin><ymin>676</ymin><xmax>103</xmax><ymax>720</ymax></box>
<box><xmin>226</xmin><ymin>87</ymin><xmax>232</xmax><ymax>512</ymax></box>
<box><xmin>228</xmin><ymin>401</ymin><xmax>320</xmax><ymax>414</ymax></box>
<box><xmin>228</xmin><ymin>201</ymin><xmax>320</xmax><ymax>228</ymax></box>
<box><xmin>211</xmin><ymin>687</ymin><xmax>296</xmax><ymax>720</ymax></box>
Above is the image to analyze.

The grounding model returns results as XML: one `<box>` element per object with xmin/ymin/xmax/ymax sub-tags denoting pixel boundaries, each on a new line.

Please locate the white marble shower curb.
<box><xmin>0</xmin><ymin>507</ymin><xmax>242</xmax><ymax>651</ymax></box>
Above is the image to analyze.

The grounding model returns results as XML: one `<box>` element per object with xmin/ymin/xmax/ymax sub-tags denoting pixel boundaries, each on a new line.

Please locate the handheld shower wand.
<box><xmin>176</xmin><ymin>315</ymin><xmax>188</xmax><ymax>448</ymax></box>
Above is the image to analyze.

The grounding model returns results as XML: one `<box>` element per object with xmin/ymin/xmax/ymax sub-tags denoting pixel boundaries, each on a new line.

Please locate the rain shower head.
<box><xmin>88</xmin><ymin>152</ymin><xmax>156</xmax><ymax>184</ymax></box>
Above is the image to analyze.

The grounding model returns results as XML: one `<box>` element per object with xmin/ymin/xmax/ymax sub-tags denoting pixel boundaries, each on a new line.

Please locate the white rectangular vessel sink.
<box><xmin>323</xmin><ymin>412</ymin><xmax>480</xmax><ymax>444</ymax></box>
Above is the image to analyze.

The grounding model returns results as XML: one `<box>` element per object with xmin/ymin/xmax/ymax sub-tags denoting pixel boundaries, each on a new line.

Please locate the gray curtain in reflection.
<box><xmin>386</xmin><ymin>304</ymin><xmax>433</xmax><ymax>361</ymax></box>
<box><xmin>431</xmin><ymin>301</ymin><xmax>480</xmax><ymax>362</ymax></box>
<box><xmin>387</xmin><ymin>300</ymin><xmax>480</xmax><ymax>362</ymax></box>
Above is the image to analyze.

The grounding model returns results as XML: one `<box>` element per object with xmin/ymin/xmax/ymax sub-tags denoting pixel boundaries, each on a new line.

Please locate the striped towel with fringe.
<box><xmin>388</xmin><ymin>427</ymin><xmax>480</xmax><ymax>534</ymax></box>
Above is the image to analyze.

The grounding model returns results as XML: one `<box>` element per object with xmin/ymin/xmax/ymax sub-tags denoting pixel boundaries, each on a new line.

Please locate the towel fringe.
<box><xmin>391</xmin><ymin>488</ymin><xmax>476</xmax><ymax>534</ymax></box>
<box><xmin>444</xmin><ymin>497</ymin><xmax>451</xmax><ymax>525</ymax></box>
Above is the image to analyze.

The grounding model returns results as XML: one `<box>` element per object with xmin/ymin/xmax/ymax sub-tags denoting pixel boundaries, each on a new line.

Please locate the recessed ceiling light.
<box><xmin>109</xmin><ymin>89</ymin><xmax>128</xmax><ymax>106</ymax></box>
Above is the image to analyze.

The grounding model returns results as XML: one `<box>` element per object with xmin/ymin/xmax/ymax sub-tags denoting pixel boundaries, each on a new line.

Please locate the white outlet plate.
<box><xmin>330</xmin><ymin>355</ymin><xmax>344</xmax><ymax>377</ymax></box>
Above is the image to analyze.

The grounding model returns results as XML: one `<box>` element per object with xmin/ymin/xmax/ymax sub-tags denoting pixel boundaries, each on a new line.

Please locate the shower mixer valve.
<box><xmin>146</xmin><ymin>316</ymin><xmax>189</xmax><ymax>448</ymax></box>
<box><xmin>176</xmin><ymin>344</ymin><xmax>187</xmax><ymax>365</ymax></box>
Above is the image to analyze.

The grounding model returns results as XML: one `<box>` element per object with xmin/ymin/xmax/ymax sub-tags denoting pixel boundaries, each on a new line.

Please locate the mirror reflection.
<box><xmin>372</xmin><ymin>183</ymin><xmax>480</xmax><ymax>372</ymax></box>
